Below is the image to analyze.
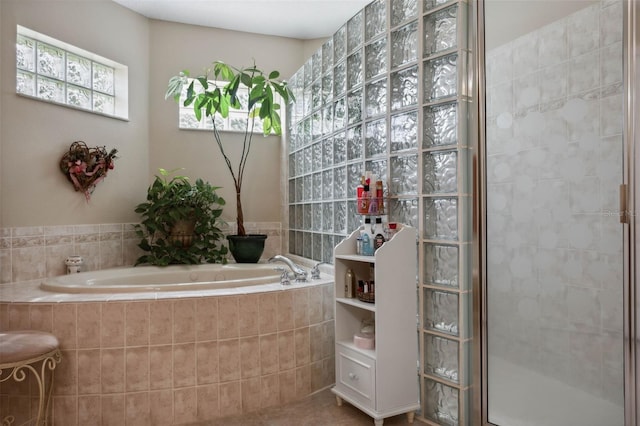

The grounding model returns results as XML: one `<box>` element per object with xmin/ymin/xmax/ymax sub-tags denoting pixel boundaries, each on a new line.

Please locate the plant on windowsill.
<box><xmin>165</xmin><ymin>61</ymin><xmax>294</xmax><ymax>263</ymax></box>
<box><xmin>134</xmin><ymin>168</ymin><xmax>228</xmax><ymax>266</ymax></box>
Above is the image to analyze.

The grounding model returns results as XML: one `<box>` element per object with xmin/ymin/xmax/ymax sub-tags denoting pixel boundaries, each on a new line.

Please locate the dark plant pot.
<box><xmin>226</xmin><ymin>234</ymin><xmax>267</xmax><ymax>263</ymax></box>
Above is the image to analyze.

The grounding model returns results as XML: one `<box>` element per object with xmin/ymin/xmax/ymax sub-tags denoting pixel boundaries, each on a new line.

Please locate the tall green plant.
<box><xmin>165</xmin><ymin>61</ymin><xmax>295</xmax><ymax>236</ymax></box>
<box><xmin>134</xmin><ymin>168</ymin><xmax>228</xmax><ymax>265</ymax></box>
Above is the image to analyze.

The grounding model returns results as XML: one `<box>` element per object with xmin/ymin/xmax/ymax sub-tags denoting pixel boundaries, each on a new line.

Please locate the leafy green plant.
<box><xmin>134</xmin><ymin>168</ymin><xmax>228</xmax><ymax>266</ymax></box>
<box><xmin>165</xmin><ymin>61</ymin><xmax>295</xmax><ymax>236</ymax></box>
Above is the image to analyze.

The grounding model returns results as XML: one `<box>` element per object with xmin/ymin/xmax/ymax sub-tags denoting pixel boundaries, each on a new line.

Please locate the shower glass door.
<box><xmin>483</xmin><ymin>0</ymin><xmax>625</xmax><ymax>425</ymax></box>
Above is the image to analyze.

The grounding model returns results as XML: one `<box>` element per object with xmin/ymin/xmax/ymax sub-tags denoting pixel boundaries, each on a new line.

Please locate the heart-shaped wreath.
<box><xmin>59</xmin><ymin>141</ymin><xmax>118</xmax><ymax>201</ymax></box>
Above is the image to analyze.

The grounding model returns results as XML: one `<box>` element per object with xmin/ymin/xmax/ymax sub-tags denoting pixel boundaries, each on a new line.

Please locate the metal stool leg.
<box><xmin>0</xmin><ymin>349</ymin><xmax>61</xmax><ymax>426</ymax></box>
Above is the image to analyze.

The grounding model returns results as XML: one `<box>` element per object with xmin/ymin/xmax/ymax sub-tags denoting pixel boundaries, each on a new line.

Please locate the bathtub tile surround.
<box><xmin>0</xmin><ymin>222</ymin><xmax>283</xmax><ymax>284</ymax></box>
<box><xmin>0</xmin><ymin>282</ymin><xmax>335</xmax><ymax>425</ymax></box>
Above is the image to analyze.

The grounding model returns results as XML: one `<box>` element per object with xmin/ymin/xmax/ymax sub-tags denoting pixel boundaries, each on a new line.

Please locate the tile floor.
<box><xmin>187</xmin><ymin>387</ymin><xmax>426</xmax><ymax>426</ymax></box>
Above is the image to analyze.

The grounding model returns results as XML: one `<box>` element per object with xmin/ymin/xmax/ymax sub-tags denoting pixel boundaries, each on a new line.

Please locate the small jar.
<box><xmin>65</xmin><ymin>255</ymin><xmax>84</xmax><ymax>274</ymax></box>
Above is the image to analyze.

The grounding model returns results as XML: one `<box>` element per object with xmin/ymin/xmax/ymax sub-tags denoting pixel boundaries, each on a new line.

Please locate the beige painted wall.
<box><xmin>0</xmin><ymin>0</ymin><xmax>150</xmax><ymax>226</ymax></box>
<box><xmin>0</xmin><ymin>1</ymin><xmax>318</xmax><ymax>228</ymax></box>
<box><xmin>148</xmin><ymin>20</ymin><xmax>309</xmax><ymax>225</ymax></box>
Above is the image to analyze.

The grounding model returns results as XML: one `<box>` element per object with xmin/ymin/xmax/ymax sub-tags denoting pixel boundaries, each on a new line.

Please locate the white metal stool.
<box><xmin>0</xmin><ymin>331</ymin><xmax>62</xmax><ymax>426</ymax></box>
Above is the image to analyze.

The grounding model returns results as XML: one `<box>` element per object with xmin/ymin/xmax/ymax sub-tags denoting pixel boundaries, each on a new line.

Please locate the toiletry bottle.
<box><xmin>361</xmin><ymin>218</ymin><xmax>373</xmax><ymax>256</ymax></box>
<box><xmin>357</xmin><ymin>177</ymin><xmax>366</xmax><ymax>214</ymax></box>
<box><xmin>373</xmin><ymin>217</ymin><xmax>386</xmax><ymax>251</ymax></box>
<box><xmin>345</xmin><ymin>268</ymin><xmax>354</xmax><ymax>298</ymax></box>
<box><xmin>376</xmin><ymin>180</ymin><xmax>384</xmax><ymax>214</ymax></box>
<box><xmin>361</xmin><ymin>181</ymin><xmax>370</xmax><ymax>214</ymax></box>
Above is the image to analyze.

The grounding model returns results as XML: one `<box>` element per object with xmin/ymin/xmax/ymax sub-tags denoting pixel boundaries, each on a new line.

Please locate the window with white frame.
<box><xmin>178</xmin><ymin>78</ymin><xmax>285</xmax><ymax>134</ymax></box>
<box><xmin>16</xmin><ymin>25</ymin><xmax>128</xmax><ymax>120</ymax></box>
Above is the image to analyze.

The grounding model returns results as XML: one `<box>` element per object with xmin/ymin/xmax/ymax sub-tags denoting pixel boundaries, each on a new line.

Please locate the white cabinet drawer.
<box><xmin>336</xmin><ymin>344</ymin><xmax>376</xmax><ymax>409</ymax></box>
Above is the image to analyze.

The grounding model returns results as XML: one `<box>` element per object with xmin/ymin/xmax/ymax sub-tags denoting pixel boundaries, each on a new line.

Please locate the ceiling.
<box><xmin>112</xmin><ymin>0</ymin><xmax>373</xmax><ymax>40</ymax></box>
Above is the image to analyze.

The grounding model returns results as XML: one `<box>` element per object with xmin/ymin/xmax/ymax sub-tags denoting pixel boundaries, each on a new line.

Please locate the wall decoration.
<box><xmin>59</xmin><ymin>141</ymin><xmax>117</xmax><ymax>201</ymax></box>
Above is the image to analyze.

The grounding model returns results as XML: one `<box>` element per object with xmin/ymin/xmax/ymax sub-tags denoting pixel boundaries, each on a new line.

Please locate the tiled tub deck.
<box><xmin>0</xmin><ymin>277</ymin><xmax>335</xmax><ymax>425</ymax></box>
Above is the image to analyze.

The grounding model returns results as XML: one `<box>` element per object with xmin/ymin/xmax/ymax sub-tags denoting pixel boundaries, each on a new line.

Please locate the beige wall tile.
<box><xmin>217</xmin><ymin>296</ymin><xmax>239</xmax><ymax>339</ymax></box>
<box><xmin>322</xmin><ymin>320</ymin><xmax>335</xmax><ymax>359</ymax></box>
<box><xmin>150</xmin><ymin>345</ymin><xmax>173</xmax><ymax>390</ymax></box>
<box><xmin>322</xmin><ymin>284</ymin><xmax>334</xmax><ymax>321</ymax></box>
<box><xmin>76</xmin><ymin>242</ymin><xmax>100</xmax><ymax>272</ymax></box>
<box><xmin>125</xmin><ymin>302</ymin><xmax>149</xmax><ymax>347</ymax></box>
<box><xmin>149</xmin><ymin>301</ymin><xmax>173</xmax><ymax>345</ymax></box>
<box><xmin>196</xmin><ymin>384</ymin><xmax>220</xmax><ymax>421</ymax></box>
<box><xmin>173</xmin><ymin>343</ymin><xmax>196</xmax><ymax>388</ymax></box>
<box><xmin>241</xmin><ymin>377</ymin><xmax>261</xmax><ymax>413</ymax></box>
<box><xmin>0</xmin><ymin>304</ymin><xmax>8</xmax><ymax>331</ymax></box>
<box><xmin>99</xmin><ymin>239</ymin><xmax>123</xmax><ymax>270</ymax></box>
<box><xmin>173</xmin><ymin>299</ymin><xmax>196</xmax><ymax>343</ymax></box>
<box><xmin>29</xmin><ymin>303</ymin><xmax>52</xmax><ymax>332</ymax></box>
<box><xmin>309</xmin><ymin>324</ymin><xmax>323</xmax><ymax>363</ymax></box>
<box><xmin>218</xmin><ymin>339</ymin><xmax>240</xmax><ymax>382</ymax></box>
<box><xmin>55</xmin><ymin>349</ymin><xmax>77</xmax><ymax>395</ymax></box>
<box><xmin>77</xmin><ymin>349</ymin><xmax>101</xmax><ymax>395</ymax></box>
<box><xmin>101</xmin><ymin>348</ymin><xmax>125</xmax><ymax>394</ymax></box>
<box><xmin>238</xmin><ymin>294</ymin><xmax>259</xmax><ymax>337</ymax></box>
<box><xmin>277</xmin><ymin>292</ymin><xmax>294</xmax><ymax>331</ymax></box>
<box><xmin>78</xmin><ymin>395</ymin><xmax>101</xmax><ymax>425</ymax></box>
<box><xmin>259</xmin><ymin>333</ymin><xmax>278</xmax><ymax>376</ymax></box>
<box><xmin>295</xmin><ymin>365</ymin><xmax>311</xmax><ymax>397</ymax></box>
<box><xmin>126</xmin><ymin>347</ymin><xmax>150</xmax><ymax>392</ymax></box>
<box><xmin>322</xmin><ymin>357</ymin><xmax>335</xmax><ymax>389</ymax></box>
<box><xmin>0</xmin><ymin>249</ymin><xmax>11</xmax><ymax>283</ymax></box>
<box><xmin>310</xmin><ymin>361</ymin><xmax>323</xmax><ymax>393</ymax></box>
<box><xmin>45</xmin><ymin>244</ymin><xmax>75</xmax><ymax>277</ymax></box>
<box><xmin>240</xmin><ymin>336</ymin><xmax>260</xmax><ymax>379</ymax></box>
<box><xmin>53</xmin><ymin>395</ymin><xmax>78</xmax><ymax>426</ymax></box>
<box><xmin>259</xmin><ymin>292</ymin><xmax>278</xmax><ymax>334</ymax></box>
<box><xmin>293</xmin><ymin>288</ymin><xmax>310</xmax><ymax>328</ymax></box>
<box><xmin>101</xmin><ymin>394</ymin><xmax>125</xmax><ymax>426</ymax></box>
<box><xmin>278</xmin><ymin>330</ymin><xmax>295</xmax><ymax>371</ymax></box>
<box><xmin>77</xmin><ymin>303</ymin><xmax>101</xmax><ymax>349</ymax></box>
<box><xmin>12</xmin><ymin>247</ymin><xmax>45</xmax><ymax>282</ymax></box>
<box><xmin>196</xmin><ymin>341</ymin><xmax>219</xmax><ymax>385</ymax></box>
<box><xmin>8</xmin><ymin>304</ymin><xmax>30</xmax><ymax>330</ymax></box>
<box><xmin>125</xmin><ymin>392</ymin><xmax>150</xmax><ymax>426</ymax></box>
<box><xmin>149</xmin><ymin>390</ymin><xmax>173</xmax><ymax>426</ymax></box>
<box><xmin>174</xmin><ymin>387</ymin><xmax>197</xmax><ymax>424</ymax></box>
<box><xmin>6</xmin><ymin>396</ymin><xmax>29</xmax><ymax>425</ymax></box>
<box><xmin>53</xmin><ymin>303</ymin><xmax>77</xmax><ymax>349</ymax></box>
<box><xmin>195</xmin><ymin>298</ymin><xmax>218</xmax><ymax>342</ymax></box>
<box><xmin>219</xmin><ymin>381</ymin><xmax>242</xmax><ymax>417</ymax></box>
<box><xmin>260</xmin><ymin>373</ymin><xmax>279</xmax><ymax>408</ymax></box>
<box><xmin>294</xmin><ymin>327</ymin><xmax>310</xmax><ymax>367</ymax></box>
<box><xmin>279</xmin><ymin>370</ymin><xmax>297</xmax><ymax>404</ymax></box>
<box><xmin>101</xmin><ymin>303</ymin><xmax>125</xmax><ymax>348</ymax></box>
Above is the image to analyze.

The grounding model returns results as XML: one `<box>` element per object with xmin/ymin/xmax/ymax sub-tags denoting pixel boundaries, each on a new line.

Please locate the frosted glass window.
<box><xmin>392</xmin><ymin>21</ymin><xmax>419</xmax><ymax>68</ymax></box>
<box><xmin>365</xmin><ymin>0</ymin><xmax>387</xmax><ymax>42</ymax></box>
<box><xmin>391</xmin><ymin>65</ymin><xmax>419</xmax><ymax>110</ymax></box>
<box><xmin>16</xmin><ymin>26</ymin><xmax>127</xmax><ymax>119</ymax></box>
<box><xmin>391</xmin><ymin>0</ymin><xmax>418</xmax><ymax>27</ymax></box>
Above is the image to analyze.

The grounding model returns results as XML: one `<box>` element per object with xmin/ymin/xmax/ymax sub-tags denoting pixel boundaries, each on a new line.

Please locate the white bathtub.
<box><xmin>40</xmin><ymin>263</ymin><xmax>283</xmax><ymax>293</ymax></box>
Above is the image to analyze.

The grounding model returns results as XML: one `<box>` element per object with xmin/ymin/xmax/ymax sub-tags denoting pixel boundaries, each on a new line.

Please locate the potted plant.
<box><xmin>134</xmin><ymin>168</ymin><xmax>228</xmax><ymax>266</ymax></box>
<box><xmin>165</xmin><ymin>61</ymin><xmax>294</xmax><ymax>263</ymax></box>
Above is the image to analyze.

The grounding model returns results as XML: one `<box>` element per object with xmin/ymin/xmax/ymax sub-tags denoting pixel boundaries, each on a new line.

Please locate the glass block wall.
<box><xmin>286</xmin><ymin>0</ymin><xmax>472</xmax><ymax>424</ymax></box>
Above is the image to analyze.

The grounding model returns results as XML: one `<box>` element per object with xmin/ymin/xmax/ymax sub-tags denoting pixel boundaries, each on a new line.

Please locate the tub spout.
<box><xmin>268</xmin><ymin>255</ymin><xmax>308</xmax><ymax>282</ymax></box>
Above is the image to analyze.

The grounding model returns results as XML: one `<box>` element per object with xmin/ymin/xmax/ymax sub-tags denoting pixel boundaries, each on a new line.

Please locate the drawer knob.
<box><xmin>348</xmin><ymin>373</ymin><xmax>359</xmax><ymax>381</ymax></box>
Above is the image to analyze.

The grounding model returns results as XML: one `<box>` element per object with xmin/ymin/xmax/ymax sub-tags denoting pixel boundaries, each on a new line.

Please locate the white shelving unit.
<box><xmin>331</xmin><ymin>224</ymin><xmax>419</xmax><ymax>426</ymax></box>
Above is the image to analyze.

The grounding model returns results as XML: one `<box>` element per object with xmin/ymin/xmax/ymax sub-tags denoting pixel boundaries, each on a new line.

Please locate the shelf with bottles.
<box><xmin>356</xmin><ymin>171</ymin><xmax>387</xmax><ymax>217</ymax></box>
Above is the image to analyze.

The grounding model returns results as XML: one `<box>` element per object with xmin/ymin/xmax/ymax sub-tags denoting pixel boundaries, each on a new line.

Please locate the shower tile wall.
<box><xmin>286</xmin><ymin>0</ymin><xmax>472</xmax><ymax>424</ymax></box>
<box><xmin>485</xmin><ymin>0</ymin><xmax>623</xmax><ymax>403</ymax></box>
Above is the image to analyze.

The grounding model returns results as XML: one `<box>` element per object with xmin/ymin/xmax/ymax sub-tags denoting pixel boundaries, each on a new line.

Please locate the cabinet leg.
<box><xmin>406</xmin><ymin>411</ymin><xmax>415</xmax><ymax>423</ymax></box>
<box><xmin>335</xmin><ymin>395</ymin><xmax>343</xmax><ymax>407</ymax></box>
<box><xmin>374</xmin><ymin>419</ymin><xmax>384</xmax><ymax>426</ymax></box>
